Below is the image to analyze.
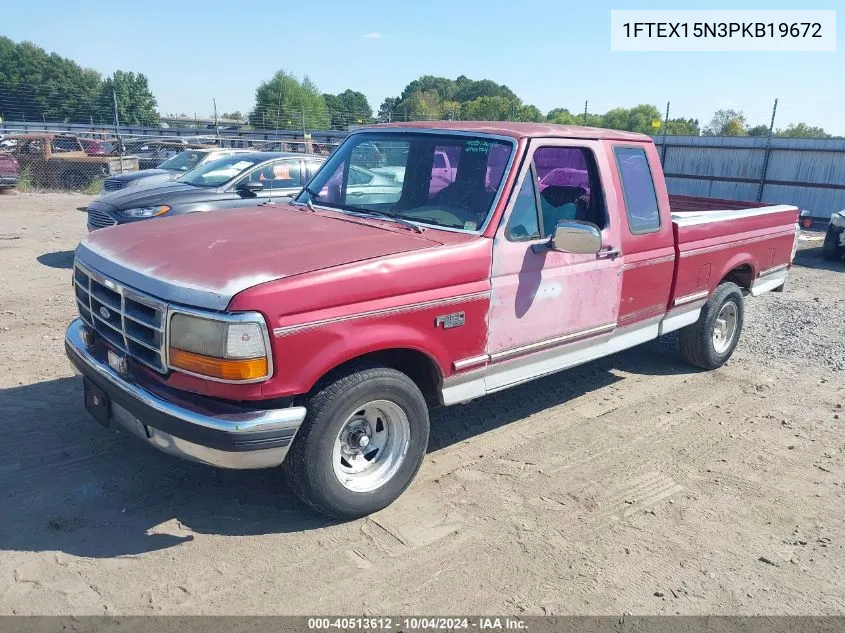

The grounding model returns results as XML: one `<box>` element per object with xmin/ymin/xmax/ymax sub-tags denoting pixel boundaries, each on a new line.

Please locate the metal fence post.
<box><xmin>112</xmin><ymin>89</ymin><xmax>124</xmax><ymax>174</ymax></box>
<box><xmin>756</xmin><ymin>98</ymin><xmax>778</xmax><ymax>202</ymax></box>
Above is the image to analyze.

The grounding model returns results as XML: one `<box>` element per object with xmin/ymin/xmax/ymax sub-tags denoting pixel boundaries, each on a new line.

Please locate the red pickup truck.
<box><xmin>65</xmin><ymin>122</ymin><xmax>799</xmax><ymax>518</ymax></box>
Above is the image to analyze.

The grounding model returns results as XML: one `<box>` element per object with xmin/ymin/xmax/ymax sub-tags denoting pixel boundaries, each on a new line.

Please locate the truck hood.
<box><xmin>92</xmin><ymin>181</ymin><xmax>207</xmax><ymax>210</ymax></box>
<box><xmin>75</xmin><ymin>204</ymin><xmax>444</xmax><ymax>310</ymax></box>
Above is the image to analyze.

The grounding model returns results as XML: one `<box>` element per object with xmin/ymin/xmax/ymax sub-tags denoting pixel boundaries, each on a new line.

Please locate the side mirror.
<box><xmin>537</xmin><ymin>220</ymin><xmax>602</xmax><ymax>254</ymax></box>
<box><xmin>237</xmin><ymin>180</ymin><xmax>264</xmax><ymax>195</ymax></box>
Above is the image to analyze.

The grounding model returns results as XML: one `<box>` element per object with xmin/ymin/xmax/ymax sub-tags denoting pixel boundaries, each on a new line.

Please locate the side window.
<box><xmin>506</xmin><ymin>173</ymin><xmax>540</xmax><ymax>240</ymax></box>
<box><xmin>348</xmin><ymin>166</ymin><xmax>374</xmax><ymax>186</ymax></box>
<box><xmin>614</xmin><ymin>146</ymin><xmax>660</xmax><ymax>234</ymax></box>
<box><xmin>255</xmin><ymin>160</ymin><xmax>301</xmax><ymax>189</ymax></box>
<box><xmin>533</xmin><ymin>146</ymin><xmax>604</xmax><ymax>237</ymax></box>
<box><xmin>52</xmin><ymin>138</ymin><xmax>78</xmax><ymax>153</ymax></box>
<box><xmin>306</xmin><ymin>160</ymin><xmax>325</xmax><ymax>179</ymax></box>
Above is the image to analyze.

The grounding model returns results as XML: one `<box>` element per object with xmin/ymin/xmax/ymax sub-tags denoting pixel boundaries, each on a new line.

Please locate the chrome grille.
<box><xmin>74</xmin><ymin>263</ymin><xmax>168</xmax><ymax>372</ymax></box>
<box><xmin>87</xmin><ymin>208</ymin><xmax>117</xmax><ymax>229</ymax></box>
<box><xmin>103</xmin><ymin>179</ymin><xmax>125</xmax><ymax>191</ymax></box>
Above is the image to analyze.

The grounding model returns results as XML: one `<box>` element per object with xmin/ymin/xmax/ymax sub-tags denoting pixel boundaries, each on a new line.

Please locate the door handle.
<box><xmin>597</xmin><ymin>247</ymin><xmax>621</xmax><ymax>260</ymax></box>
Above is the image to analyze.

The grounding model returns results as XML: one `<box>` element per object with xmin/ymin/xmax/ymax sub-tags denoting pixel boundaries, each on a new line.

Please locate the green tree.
<box><xmin>387</xmin><ymin>75</ymin><xmax>521</xmax><ymax>123</ymax></box>
<box><xmin>0</xmin><ymin>37</ymin><xmax>102</xmax><ymax>123</ymax></box>
<box><xmin>402</xmin><ymin>90</ymin><xmax>444</xmax><ymax>120</ymax></box>
<box><xmin>664</xmin><ymin>117</ymin><xmax>700</xmax><ymax>135</ymax></box>
<box><xmin>248</xmin><ymin>70</ymin><xmax>329</xmax><ymax>131</ymax></box>
<box><xmin>98</xmin><ymin>71</ymin><xmax>159</xmax><ymax>125</ymax></box>
<box><xmin>221</xmin><ymin>111</ymin><xmax>244</xmax><ymax>121</ymax></box>
<box><xmin>776</xmin><ymin>122</ymin><xmax>830</xmax><ymax>138</ymax></box>
<box><xmin>746</xmin><ymin>124</ymin><xmax>771</xmax><ymax>136</ymax></box>
<box><xmin>323</xmin><ymin>89</ymin><xmax>373</xmax><ymax>128</ymax></box>
<box><xmin>599</xmin><ymin>104</ymin><xmax>663</xmax><ymax>134</ymax></box>
<box><xmin>460</xmin><ymin>96</ymin><xmax>515</xmax><ymax>121</ymax></box>
<box><xmin>377</xmin><ymin>97</ymin><xmax>399</xmax><ymax>122</ymax></box>
<box><xmin>515</xmin><ymin>104</ymin><xmax>544</xmax><ymax>122</ymax></box>
<box><xmin>704</xmin><ymin>109</ymin><xmax>747</xmax><ymax>136</ymax></box>
<box><xmin>546</xmin><ymin>108</ymin><xmax>579</xmax><ymax>125</ymax></box>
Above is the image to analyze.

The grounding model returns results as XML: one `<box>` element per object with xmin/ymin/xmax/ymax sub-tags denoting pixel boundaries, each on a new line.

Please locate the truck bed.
<box><xmin>669</xmin><ymin>198</ymin><xmax>799</xmax><ymax>309</ymax></box>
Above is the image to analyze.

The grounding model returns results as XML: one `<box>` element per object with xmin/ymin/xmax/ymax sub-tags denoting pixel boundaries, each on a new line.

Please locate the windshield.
<box><xmin>180</xmin><ymin>155</ymin><xmax>260</xmax><ymax>187</ymax></box>
<box><xmin>295</xmin><ymin>132</ymin><xmax>514</xmax><ymax>232</ymax></box>
<box><xmin>160</xmin><ymin>150</ymin><xmax>208</xmax><ymax>172</ymax></box>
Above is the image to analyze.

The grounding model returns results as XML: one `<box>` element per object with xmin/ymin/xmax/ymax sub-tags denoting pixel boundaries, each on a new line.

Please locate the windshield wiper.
<box><xmin>344</xmin><ymin>208</ymin><xmax>425</xmax><ymax>233</ymax></box>
<box><xmin>300</xmin><ymin>186</ymin><xmax>321</xmax><ymax>211</ymax></box>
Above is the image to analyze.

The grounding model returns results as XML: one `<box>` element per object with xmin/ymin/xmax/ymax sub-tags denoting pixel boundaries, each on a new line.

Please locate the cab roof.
<box><xmin>362</xmin><ymin>120</ymin><xmax>653</xmax><ymax>143</ymax></box>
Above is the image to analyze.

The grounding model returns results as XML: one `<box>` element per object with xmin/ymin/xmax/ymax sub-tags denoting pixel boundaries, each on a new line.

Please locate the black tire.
<box><xmin>679</xmin><ymin>282</ymin><xmax>744</xmax><ymax>370</ymax></box>
<box><xmin>285</xmin><ymin>364</ymin><xmax>430</xmax><ymax>519</ymax></box>
<box><xmin>822</xmin><ymin>228</ymin><xmax>842</xmax><ymax>261</ymax></box>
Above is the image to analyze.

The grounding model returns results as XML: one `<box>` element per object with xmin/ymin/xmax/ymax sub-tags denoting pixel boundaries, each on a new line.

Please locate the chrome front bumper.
<box><xmin>65</xmin><ymin>318</ymin><xmax>307</xmax><ymax>469</ymax></box>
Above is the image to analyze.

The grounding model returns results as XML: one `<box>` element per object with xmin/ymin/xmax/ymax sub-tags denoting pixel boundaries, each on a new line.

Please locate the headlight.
<box><xmin>168</xmin><ymin>312</ymin><xmax>270</xmax><ymax>382</ymax></box>
<box><xmin>119</xmin><ymin>205</ymin><xmax>171</xmax><ymax>218</ymax></box>
<box><xmin>830</xmin><ymin>212</ymin><xmax>845</xmax><ymax>229</ymax></box>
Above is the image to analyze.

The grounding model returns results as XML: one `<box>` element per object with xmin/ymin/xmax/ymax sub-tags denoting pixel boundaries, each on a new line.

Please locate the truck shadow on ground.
<box><xmin>37</xmin><ymin>250</ymin><xmax>75</xmax><ymax>269</ymax></box>
<box><xmin>0</xmin><ymin>338</ymin><xmax>693</xmax><ymax>558</ymax></box>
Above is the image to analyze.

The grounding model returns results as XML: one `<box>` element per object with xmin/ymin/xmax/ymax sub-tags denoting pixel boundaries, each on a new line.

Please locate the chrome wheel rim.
<box><xmin>332</xmin><ymin>400</ymin><xmax>410</xmax><ymax>492</ymax></box>
<box><xmin>712</xmin><ymin>300</ymin><xmax>738</xmax><ymax>354</ymax></box>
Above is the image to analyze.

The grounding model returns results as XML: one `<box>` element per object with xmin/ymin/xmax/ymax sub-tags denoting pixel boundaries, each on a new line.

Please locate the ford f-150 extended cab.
<box><xmin>65</xmin><ymin>122</ymin><xmax>799</xmax><ymax>518</ymax></box>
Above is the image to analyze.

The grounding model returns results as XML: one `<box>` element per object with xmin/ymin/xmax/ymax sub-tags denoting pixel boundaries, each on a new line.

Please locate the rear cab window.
<box><xmin>614</xmin><ymin>146</ymin><xmax>660</xmax><ymax>234</ymax></box>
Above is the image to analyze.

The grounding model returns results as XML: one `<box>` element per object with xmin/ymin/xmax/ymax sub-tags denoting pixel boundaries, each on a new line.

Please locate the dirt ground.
<box><xmin>0</xmin><ymin>191</ymin><xmax>843</xmax><ymax>615</ymax></box>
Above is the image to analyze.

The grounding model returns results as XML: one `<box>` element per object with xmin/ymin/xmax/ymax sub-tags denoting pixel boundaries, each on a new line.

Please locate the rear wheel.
<box><xmin>822</xmin><ymin>228</ymin><xmax>842</xmax><ymax>261</ymax></box>
<box><xmin>285</xmin><ymin>364</ymin><xmax>430</xmax><ymax>519</ymax></box>
<box><xmin>679</xmin><ymin>282</ymin><xmax>744</xmax><ymax>370</ymax></box>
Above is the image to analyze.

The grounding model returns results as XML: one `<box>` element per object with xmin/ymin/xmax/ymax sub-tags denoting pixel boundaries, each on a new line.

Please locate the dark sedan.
<box><xmin>86</xmin><ymin>152</ymin><xmax>325</xmax><ymax>230</ymax></box>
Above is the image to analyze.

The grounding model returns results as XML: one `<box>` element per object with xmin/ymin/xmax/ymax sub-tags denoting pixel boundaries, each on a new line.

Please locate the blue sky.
<box><xmin>3</xmin><ymin>0</ymin><xmax>842</xmax><ymax>133</ymax></box>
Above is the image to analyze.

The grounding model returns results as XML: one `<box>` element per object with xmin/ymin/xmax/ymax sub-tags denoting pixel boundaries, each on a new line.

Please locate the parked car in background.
<box><xmin>102</xmin><ymin>148</ymin><xmax>253</xmax><ymax>192</ymax></box>
<box><xmin>822</xmin><ymin>210</ymin><xmax>845</xmax><ymax>260</ymax></box>
<box><xmin>0</xmin><ymin>152</ymin><xmax>19</xmax><ymax>189</ymax></box>
<box><xmin>85</xmin><ymin>152</ymin><xmax>324</xmax><ymax>229</ymax></box>
<box><xmin>124</xmin><ymin>139</ymin><xmax>209</xmax><ymax>169</ymax></box>
<box><xmin>66</xmin><ymin>122</ymin><xmax>799</xmax><ymax>518</ymax></box>
<box><xmin>4</xmin><ymin>133</ymin><xmax>137</xmax><ymax>190</ymax></box>
<box><xmin>79</xmin><ymin>138</ymin><xmax>116</xmax><ymax>156</ymax></box>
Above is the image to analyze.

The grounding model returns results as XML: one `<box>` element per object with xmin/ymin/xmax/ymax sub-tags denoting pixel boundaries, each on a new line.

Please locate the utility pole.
<box><xmin>275</xmin><ymin>90</ymin><xmax>283</xmax><ymax>140</ymax></box>
<box><xmin>757</xmin><ymin>98</ymin><xmax>778</xmax><ymax>202</ymax></box>
<box><xmin>112</xmin><ymin>89</ymin><xmax>124</xmax><ymax>174</ymax></box>
<box><xmin>661</xmin><ymin>101</ymin><xmax>670</xmax><ymax>164</ymax></box>
<box><xmin>213</xmin><ymin>98</ymin><xmax>220</xmax><ymax>146</ymax></box>
<box><xmin>583</xmin><ymin>100</ymin><xmax>588</xmax><ymax>125</ymax></box>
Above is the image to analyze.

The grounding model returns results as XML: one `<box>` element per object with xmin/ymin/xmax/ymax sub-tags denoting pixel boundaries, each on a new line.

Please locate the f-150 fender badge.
<box><xmin>435</xmin><ymin>312</ymin><xmax>465</xmax><ymax>329</ymax></box>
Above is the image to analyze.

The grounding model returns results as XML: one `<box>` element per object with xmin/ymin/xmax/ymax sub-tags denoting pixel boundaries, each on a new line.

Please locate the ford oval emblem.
<box><xmin>99</xmin><ymin>306</ymin><xmax>112</xmax><ymax>320</ymax></box>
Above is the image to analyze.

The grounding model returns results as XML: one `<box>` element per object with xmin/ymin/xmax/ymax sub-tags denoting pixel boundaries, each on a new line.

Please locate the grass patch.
<box><xmin>16</xmin><ymin>166</ymin><xmax>35</xmax><ymax>192</ymax></box>
<box><xmin>82</xmin><ymin>178</ymin><xmax>103</xmax><ymax>195</ymax></box>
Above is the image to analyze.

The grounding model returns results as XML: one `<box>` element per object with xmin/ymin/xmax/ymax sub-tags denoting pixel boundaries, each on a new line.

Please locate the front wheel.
<box><xmin>285</xmin><ymin>364</ymin><xmax>430</xmax><ymax>518</ymax></box>
<box><xmin>679</xmin><ymin>282</ymin><xmax>745</xmax><ymax>370</ymax></box>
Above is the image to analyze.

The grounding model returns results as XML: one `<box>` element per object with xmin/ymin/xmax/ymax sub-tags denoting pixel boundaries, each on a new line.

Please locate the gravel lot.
<box><xmin>0</xmin><ymin>191</ymin><xmax>843</xmax><ymax>615</ymax></box>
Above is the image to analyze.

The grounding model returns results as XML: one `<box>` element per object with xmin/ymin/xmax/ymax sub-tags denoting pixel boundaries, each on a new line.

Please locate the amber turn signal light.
<box><xmin>169</xmin><ymin>348</ymin><xmax>268</xmax><ymax>381</ymax></box>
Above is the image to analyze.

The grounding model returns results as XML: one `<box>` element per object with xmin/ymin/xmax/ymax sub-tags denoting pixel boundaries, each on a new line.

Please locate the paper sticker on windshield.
<box><xmin>464</xmin><ymin>221</ymin><xmax>477</xmax><ymax>231</ymax></box>
<box><xmin>465</xmin><ymin>140</ymin><xmax>492</xmax><ymax>153</ymax></box>
<box><xmin>231</xmin><ymin>161</ymin><xmax>255</xmax><ymax>171</ymax></box>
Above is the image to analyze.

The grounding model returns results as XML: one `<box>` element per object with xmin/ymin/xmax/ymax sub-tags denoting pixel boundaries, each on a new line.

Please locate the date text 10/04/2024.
<box><xmin>307</xmin><ymin>617</ymin><xmax>528</xmax><ymax>630</ymax></box>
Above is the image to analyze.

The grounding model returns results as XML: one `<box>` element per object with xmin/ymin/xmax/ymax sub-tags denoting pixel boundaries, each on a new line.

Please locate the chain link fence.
<box><xmin>0</xmin><ymin>128</ymin><xmax>341</xmax><ymax>193</ymax></box>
